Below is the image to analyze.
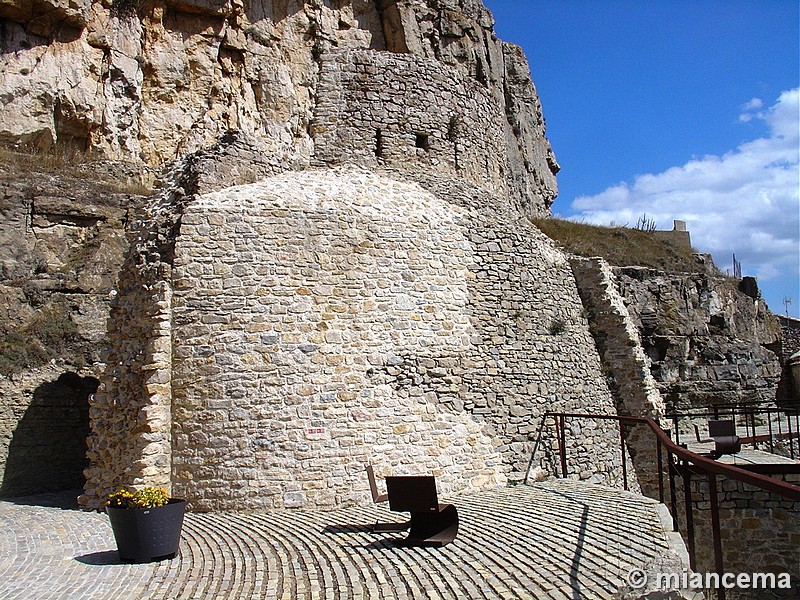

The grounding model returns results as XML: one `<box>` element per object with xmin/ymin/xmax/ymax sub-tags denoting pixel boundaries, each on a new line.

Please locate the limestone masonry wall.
<box><xmin>679</xmin><ymin>474</ymin><xmax>800</xmax><ymax>596</ymax></box>
<box><xmin>163</xmin><ymin>167</ymin><xmax>624</xmax><ymax>511</ymax></box>
<box><xmin>569</xmin><ymin>257</ymin><xmax>665</xmax><ymax>498</ymax></box>
<box><xmin>312</xmin><ymin>49</ymin><xmax>508</xmax><ymax>201</ymax></box>
<box><xmin>80</xmin><ymin>164</ymin><xmax>629</xmax><ymax>510</ymax></box>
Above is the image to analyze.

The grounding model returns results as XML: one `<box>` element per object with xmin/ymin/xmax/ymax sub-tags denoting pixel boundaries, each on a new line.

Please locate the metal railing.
<box><xmin>532</xmin><ymin>412</ymin><xmax>800</xmax><ymax>600</ymax></box>
<box><xmin>667</xmin><ymin>402</ymin><xmax>800</xmax><ymax>459</ymax></box>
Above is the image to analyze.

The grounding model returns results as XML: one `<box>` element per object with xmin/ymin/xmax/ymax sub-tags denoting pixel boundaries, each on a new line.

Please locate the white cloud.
<box><xmin>739</xmin><ymin>97</ymin><xmax>765</xmax><ymax>122</ymax></box>
<box><xmin>742</xmin><ymin>97</ymin><xmax>764</xmax><ymax>111</ymax></box>
<box><xmin>571</xmin><ymin>88</ymin><xmax>800</xmax><ymax>283</ymax></box>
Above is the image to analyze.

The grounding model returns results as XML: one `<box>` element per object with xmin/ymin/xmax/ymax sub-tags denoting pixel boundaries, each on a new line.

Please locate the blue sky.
<box><xmin>484</xmin><ymin>0</ymin><xmax>800</xmax><ymax>318</ymax></box>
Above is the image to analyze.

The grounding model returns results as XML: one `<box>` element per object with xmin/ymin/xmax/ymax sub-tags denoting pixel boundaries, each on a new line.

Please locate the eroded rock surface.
<box><xmin>1</xmin><ymin>0</ymin><xmax>558</xmax><ymax>213</ymax></box>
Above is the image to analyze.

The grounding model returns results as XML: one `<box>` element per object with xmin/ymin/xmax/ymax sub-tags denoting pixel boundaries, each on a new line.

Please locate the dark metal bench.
<box><xmin>382</xmin><ymin>475</ymin><xmax>459</xmax><ymax>547</ymax></box>
<box><xmin>708</xmin><ymin>419</ymin><xmax>742</xmax><ymax>459</ymax></box>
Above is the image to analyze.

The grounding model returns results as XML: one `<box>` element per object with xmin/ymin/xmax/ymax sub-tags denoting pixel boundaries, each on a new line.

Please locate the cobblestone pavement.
<box><xmin>0</xmin><ymin>480</ymin><xmax>686</xmax><ymax>599</ymax></box>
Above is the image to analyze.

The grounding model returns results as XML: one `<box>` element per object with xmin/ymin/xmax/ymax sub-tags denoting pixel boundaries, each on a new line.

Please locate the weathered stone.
<box><xmin>0</xmin><ymin>0</ymin><xmax>557</xmax><ymax>214</ymax></box>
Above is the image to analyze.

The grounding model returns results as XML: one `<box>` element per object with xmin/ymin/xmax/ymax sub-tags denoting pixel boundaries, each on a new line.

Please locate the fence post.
<box><xmin>682</xmin><ymin>463</ymin><xmax>696</xmax><ymax>571</ymax></box>
<box><xmin>619</xmin><ymin>420</ymin><xmax>628</xmax><ymax>491</ymax></box>
<box><xmin>558</xmin><ymin>414</ymin><xmax>568</xmax><ymax>478</ymax></box>
<box><xmin>657</xmin><ymin>440</ymin><xmax>664</xmax><ymax>504</ymax></box>
<box><xmin>708</xmin><ymin>473</ymin><xmax>725</xmax><ymax>600</ymax></box>
<box><xmin>667</xmin><ymin>450</ymin><xmax>678</xmax><ymax>531</ymax></box>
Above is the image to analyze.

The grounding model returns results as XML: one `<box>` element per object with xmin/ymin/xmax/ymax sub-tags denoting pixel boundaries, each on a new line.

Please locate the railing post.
<box><xmin>768</xmin><ymin>414</ymin><xmax>774</xmax><ymax>454</ymax></box>
<box><xmin>657</xmin><ymin>438</ymin><xmax>664</xmax><ymax>504</ymax></box>
<box><xmin>708</xmin><ymin>472</ymin><xmax>725</xmax><ymax>600</ymax></box>
<box><xmin>619</xmin><ymin>420</ymin><xmax>628</xmax><ymax>491</ymax></box>
<box><xmin>558</xmin><ymin>414</ymin><xmax>568</xmax><ymax>478</ymax></box>
<box><xmin>795</xmin><ymin>412</ymin><xmax>800</xmax><ymax>458</ymax></box>
<box><xmin>667</xmin><ymin>450</ymin><xmax>678</xmax><ymax>531</ymax></box>
<box><xmin>682</xmin><ymin>462</ymin><xmax>696</xmax><ymax>571</ymax></box>
<box><xmin>788</xmin><ymin>414</ymin><xmax>795</xmax><ymax>460</ymax></box>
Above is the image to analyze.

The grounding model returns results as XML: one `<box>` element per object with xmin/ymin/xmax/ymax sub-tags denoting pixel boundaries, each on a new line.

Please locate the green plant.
<box><xmin>447</xmin><ymin>115</ymin><xmax>462</xmax><ymax>142</ymax></box>
<box><xmin>635</xmin><ymin>213</ymin><xmax>658</xmax><ymax>232</ymax></box>
<box><xmin>110</xmin><ymin>0</ymin><xmax>144</xmax><ymax>18</ymax></box>
<box><xmin>548</xmin><ymin>319</ymin><xmax>566</xmax><ymax>335</ymax></box>
<box><xmin>107</xmin><ymin>486</ymin><xmax>170</xmax><ymax>509</ymax></box>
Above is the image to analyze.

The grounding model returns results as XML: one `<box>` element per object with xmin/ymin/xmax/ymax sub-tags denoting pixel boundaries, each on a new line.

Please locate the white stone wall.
<box><xmin>170</xmin><ymin>168</ymin><xmax>506</xmax><ymax>510</ymax></box>
<box><xmin>569</xmin><ymin>256</ymin><xmax>665</xmax><ymax>497</ymax></box>
<box><xmin>165</xmin><ymin>167</ymin><xmax>627</xmax><ymax>510</ymax></box>
<box><xmin>682</xmin><ymin>474</ymin><xmax>800</xmax><ymax>590</ymax></box>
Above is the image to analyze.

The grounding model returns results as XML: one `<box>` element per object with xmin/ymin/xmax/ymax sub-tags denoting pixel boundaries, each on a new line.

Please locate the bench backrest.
<box><xmin>385</xmin><ymin>476</ymin><xmax>439</xmax><ymax>512</ymax></box>
<box><xmin>366</xmin><ymin>465</ymin><xmax>386</xmax><ymax>503</ymax></box>
<box><xmin>708</xmin><ymin>419</ymin><xmax>736</xmax><ymax>438</ymax></box>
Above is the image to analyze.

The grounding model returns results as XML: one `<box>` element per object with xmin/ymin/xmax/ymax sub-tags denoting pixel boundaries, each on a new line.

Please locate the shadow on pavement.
<box><xmin>74</xmin><ymin>550</ymin><xmax>122</xmax><ymax>566</ymax></box>
<box><xmin>1</xmin><ymin>489</ymin><xmax>82</xmax><ymax>510</ymax></box>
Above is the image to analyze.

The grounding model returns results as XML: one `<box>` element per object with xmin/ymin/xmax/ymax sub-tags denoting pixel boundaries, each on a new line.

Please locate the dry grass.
<box><xmin>0</xmin><ymin>305</ymin><xmax>79</xmax><ymax>376</ymax></box>
<box><xmin>0</xmin><ymin>146</ymin><xmax>154</xmax><ymax>196</ymax></box>
<box><xmin>532</xmin><ymin>217</ymin><xmax>709</xmax><ymax>274</ymax></box>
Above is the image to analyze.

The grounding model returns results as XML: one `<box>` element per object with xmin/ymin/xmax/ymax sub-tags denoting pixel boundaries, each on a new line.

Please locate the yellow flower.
<box><xmin>106</xmin><ymin>487</ymin><xmax>169</xmax><ymax>509</ymax></box>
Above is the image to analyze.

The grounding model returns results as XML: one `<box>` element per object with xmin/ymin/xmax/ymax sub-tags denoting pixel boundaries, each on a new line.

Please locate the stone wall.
<box><xmin>81</xmin><ymin>165</ymin><xmax>631</xmax><ymax>510</ymax></box>
<box><xmin>675</xmin><ymin>473</ymin><xmax>800</xmax><ymax>598</ymax></box>
<box><xmin>568</xmin><ymin>256</ymin><xmax>665</xmax><ymax>497</ymax></box>
<box><xmin>778</xmin><ymin>317</ymin><xmax>800</xmax><ymax>360</ymax></box>
<box><xmin>312</xmin><ymin>49</ymin><xmax>508</xmax><ymax>200</ymax></box>
<box><xmin>81</xmin><ymin>155</ymin><xmax>202</xmax><ymax>505</ymax></box>
<box><xmin>777</xmin><ymin>316</ymin><xmax>800</xmax><ymax>402</ymax></box>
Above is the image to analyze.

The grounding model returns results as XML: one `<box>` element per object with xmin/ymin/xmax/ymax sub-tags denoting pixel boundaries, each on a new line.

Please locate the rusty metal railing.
<box><xmin>666</xmin><ymin>403</ymin><xmax>800</xmax><ymax>459</ymax></box>
<box><xmin>535</xmin><ymin>412</ymin><xmax>800</xmax><ymax>600</ymax></box>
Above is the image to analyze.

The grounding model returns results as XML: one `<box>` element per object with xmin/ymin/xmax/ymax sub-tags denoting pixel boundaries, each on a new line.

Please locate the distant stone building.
<box><xmin>778</xmin><ymin>315</ymin><xmax>800</xmax><ymax>360</ymax></box>
<box><xmin>651</xmin><ymin>219</ymin><xmax>692</xmax><ymax>249</ymax></box>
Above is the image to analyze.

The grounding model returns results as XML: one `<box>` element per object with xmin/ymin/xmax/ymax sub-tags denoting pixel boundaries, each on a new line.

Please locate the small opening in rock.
<box><xmin>375</xmin><ymin>129</ymin><xmax>383</xmax><ymax>157</ymax></box>
<box><xmin>415</xmin><ymin>133</ymin><xmax>430</xmax><ymax>151</ymax></box>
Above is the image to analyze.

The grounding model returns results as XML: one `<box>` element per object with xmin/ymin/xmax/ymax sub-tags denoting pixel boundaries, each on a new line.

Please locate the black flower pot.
<box><xmin>107</xmin><ymin>498</ymin><xmax>186</xmax><ymax>563</ymax></box>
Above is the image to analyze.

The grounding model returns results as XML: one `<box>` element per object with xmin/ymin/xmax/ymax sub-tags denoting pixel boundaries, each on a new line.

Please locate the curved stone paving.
<box><xmin>0</xmin><ymin>481</ymin><xmax>685</xmax><ymax>599</ymax></box>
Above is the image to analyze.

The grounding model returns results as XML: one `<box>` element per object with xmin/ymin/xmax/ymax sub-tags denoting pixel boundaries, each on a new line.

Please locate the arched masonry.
<box><xmin>83</xmin><ymin>167</ymin><xmax>634</xmax><ymax>511</ymax></box>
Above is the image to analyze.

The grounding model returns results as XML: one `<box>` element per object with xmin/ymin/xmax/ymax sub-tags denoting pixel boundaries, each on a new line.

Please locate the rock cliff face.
<box><xmin>0</xmin><ymin>155</ymin><xmax>150</xmax><ymax>495</ymax></box>
<box><xmin>1</xmin><ymin>0</ymin><xmax>558</xmax><ymax>214</ymax></box>
<box><xmin>615</xmin><ymin>267</ymin><xmax>781</xmax><ymax>410</ymax></box>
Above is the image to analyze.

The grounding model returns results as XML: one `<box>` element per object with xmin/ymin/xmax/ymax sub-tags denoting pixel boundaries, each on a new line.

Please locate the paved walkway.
<box><xmin>0</xmin><ymin>480</ymin><xmax>688</xmax><ymax>599</ymax></box>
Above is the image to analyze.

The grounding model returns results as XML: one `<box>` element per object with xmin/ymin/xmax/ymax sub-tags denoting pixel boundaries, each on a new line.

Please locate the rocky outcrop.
<box><xmin>613</xmin><ymin>267</ymin><xmax>781</xmax><ymax>411</ymax></box>
<box><xmin>0</xmin><ymin>0</ymin><xmax>558</xmax><ymax>214</ymax></box>
<box><xmin>0</xmin><ymin>153</ymin><xmax>151</xmax><ymax>495</ymax></box>
<box><xmin>0</xmin><ymin>0</ymin><xmax>91</xmax><ymax>37</ymax></box>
